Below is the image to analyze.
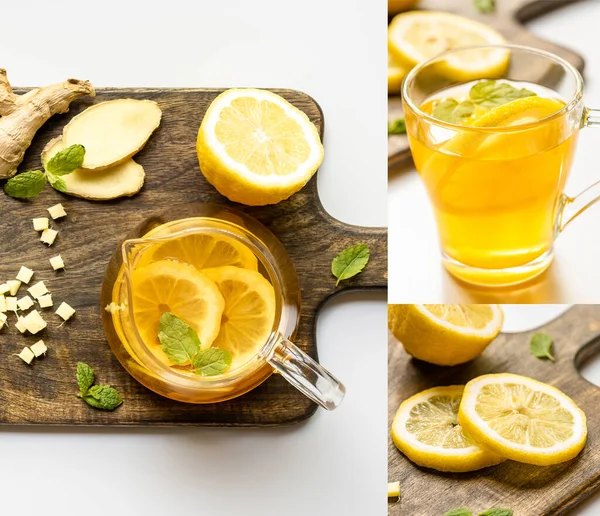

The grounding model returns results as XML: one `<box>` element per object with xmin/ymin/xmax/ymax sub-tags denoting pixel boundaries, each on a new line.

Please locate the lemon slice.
<box><xmin>459</xmin><ymin>374</ymin><xmax>587</xmax><ymax>466</ymax></box>
<box><xmin>388</xmin><ymin>50</ymin><xmax>408</xmax><ymax>95</ymax></box>
<box><xmin>388</xmin><ymin>11</ymin><xmax>507</xmax><ymax>81</ymax></box>
<box><xmin>131</xmin><ymin>260</ymin><xmax>225</xmax><ymax>365</ymax></box>
<box><xmin>469</xmin><ymin>96</ymin><xmax>565</xmax><ymax>128</ymax></box>
<box><xmin>197</xmin><ymin>88</ymin><xmax>324</xmax><ymax>206</ymax></box>
<box><xmin>392</xmin><ymin>385</ymin><xmax>505</xmax><ymax>472</ymax></box>
<box><xmin>388</xmin><ymin>304</ymin><xmax>503</xmax><ymax>366</ymax></box>
<box><xmin>203</xmin><ymin>266</ymin><xmax>276</xmax><ymax>370</ymax></box>
<box><xmin>135</xmin><ymin>232</ymin><xmax>258</xmax><ymax>272</ymax></box>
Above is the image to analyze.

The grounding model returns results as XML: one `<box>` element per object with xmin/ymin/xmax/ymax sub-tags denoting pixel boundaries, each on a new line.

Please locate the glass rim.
<box><xmin>401</xmin><ymin>43</ymin><xmax>584</xmax><ymax>132</ymax></box>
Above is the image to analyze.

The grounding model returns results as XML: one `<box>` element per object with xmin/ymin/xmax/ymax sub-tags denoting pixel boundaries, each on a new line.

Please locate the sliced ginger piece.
<box><xmin>42</xmin><ymin>137</ymin><xmax>145</xmax><ymax>200</ymax></box>
<box><xmin>62</xmin><ymin>99</ymin><xmax>161</xmax><ymax>170</ymax></box>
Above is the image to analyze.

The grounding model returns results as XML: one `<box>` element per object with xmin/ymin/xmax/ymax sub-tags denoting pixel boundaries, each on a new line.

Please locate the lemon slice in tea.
<box><xmin>203</xmin><ymin>266</ymin><xmax>276</xmax><ymax>370</ymax></box>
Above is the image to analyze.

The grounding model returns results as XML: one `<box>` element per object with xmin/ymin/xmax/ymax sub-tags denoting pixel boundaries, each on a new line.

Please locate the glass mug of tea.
<box><xmin>403</xmin><ymin>44</ymin><xmax>600</xmax><ymax>287</ymax></box>
<box><xmin>101</xmin><ymin>204</ymin><xmax>345</xmax><ymax>409</ymax></box>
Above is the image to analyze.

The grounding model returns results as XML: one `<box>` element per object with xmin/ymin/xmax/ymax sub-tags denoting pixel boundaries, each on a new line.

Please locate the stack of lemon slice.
<box><xmin>392</xmin><ymin>374</ymin><xmax>587</xmax><ymax>472</ymax></box>
<box><xmin>130</xmin><ymin>232</ymin><xmax>276</xmax><ymax>371</ymax></box>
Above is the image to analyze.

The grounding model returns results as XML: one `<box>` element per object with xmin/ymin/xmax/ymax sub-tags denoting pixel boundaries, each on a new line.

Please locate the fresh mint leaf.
<box><xmin>469</xmin><ymin>80</ymin><xmax>536</xmax><ymax>109</ymax></box>
<box><xmin>82</xmin><ymin>384</ymin><xmax>123</xmax><ymax>411</ymax></box>
<box><xmin>475</xmin><ymin>0</ymin><xmax>495</xmax><ymax>13</ymax></box>
<box><xmin>478</xmin><ymin>509</ymin><xmax>513</xmax><ymax>516</ymax></box>
<box><xmin>530</xmin><ymin>333</ymin><xmax>554</xmax><ymax>361</ymax></box>
<box><xmin>432</xmin><ymin>99</ymin><xmax>476</xmax><ymax>124</ymax></box>
<box><xmin>76</xmin><ymin>362</ymin><xmax>95</xmax><ymax>395</ymax></box>
<box><xmin>193</xmin><ymin>348</ymin><xmax>232</xmax><ymax>376</ymax></box>
<box><xmin>45</xmin><ymin>144</ymin><xmax>84</xmax><ymax>176</ymax></box>
<box><xmin>49</xmin><ymin>175</ymin><xmax>67</xmax><ymax>193</ymax></box>
<box><xmin>444</xmin><ymin>509</ymin><xmax>472</xmax><ymax>516</ymax></box>
<box><xmin>332</xmin><ymin>243</ymin><xmax>370</xmax><ymax>286</ymax></box>
<box><xmin>158</xmin><ymin>312</ymin><xmax>201</xmax><ymax>364</ymax></box>
<box><xmin>4</xmin><ymin>170</ymin><xmax>46</xmax><ymax>199</ymax></box>
<box><xmin>388</xmin><ymin>117</ymin><xmax>406</xmax><ymax>135</ymax></box>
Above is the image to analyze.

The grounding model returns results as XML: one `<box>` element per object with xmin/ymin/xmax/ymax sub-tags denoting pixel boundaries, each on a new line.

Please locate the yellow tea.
<box><xmin>406</xmin><ymin>79</ymin><xmax>577</xmax><ymax>284</ymax></box>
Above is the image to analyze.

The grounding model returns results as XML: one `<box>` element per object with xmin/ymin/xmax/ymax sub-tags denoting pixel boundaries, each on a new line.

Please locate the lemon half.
<box><xmin>392</xmin><ymin>385</ymin><xmax>505</xmax><ymax>472</ymax></box>
<box><xmin>197</xmin><ymin>88</ymin><xmax>324</xmax><ymax>206</ymax></box>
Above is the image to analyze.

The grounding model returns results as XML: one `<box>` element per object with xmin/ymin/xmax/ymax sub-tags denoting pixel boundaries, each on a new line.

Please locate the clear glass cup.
<box><xmin>402</xmin><ymin>44</ymin><xmax>600</xmax><ymax>287</ymax></box>
<box><xmin>100</xmin><ymin>204</ymin><xmax>345</xmax><ymax>410</ymax></box>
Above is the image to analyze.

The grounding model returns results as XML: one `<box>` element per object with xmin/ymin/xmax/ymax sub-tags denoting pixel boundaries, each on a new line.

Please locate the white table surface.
<box><xmin>389</xmin><ymin>0</ymin><xmax>600</xmax><ymax>304</ymax></box>
<box><xmin>0</xmin><ymin>1</ymin><xmax>387</xmax><ymax>515</ymax></box>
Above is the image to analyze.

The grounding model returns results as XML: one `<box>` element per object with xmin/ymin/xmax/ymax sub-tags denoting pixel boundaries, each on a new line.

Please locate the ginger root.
<box><xmin>0</xmin><ymin>69</ymin><xmax>94</xmax><ymax>179</ymax></box>
<box><xmin>62</xmin><ymin>98</ymin><xmax>161</xmax><ymax>170</ymax></box>
<box><xmin>42</xmin><ymin>137</ymin><xmax>145</xmax><ymax>200</ymax></box>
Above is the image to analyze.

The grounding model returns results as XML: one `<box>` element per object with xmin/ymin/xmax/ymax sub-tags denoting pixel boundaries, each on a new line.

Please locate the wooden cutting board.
<box><xmin>388</xmin><ymin>305</ymin><xmax>600</xmax><ymax>515</ymax></box>
<box><xmin>0</xmin><ymin>87</ymin><xmax>386</xmax><ymax>426</ymax></box>
<box><xmin>388</xmin><ymin>0</ymin><xmax>586</xmax><ymax>168</ymax></box>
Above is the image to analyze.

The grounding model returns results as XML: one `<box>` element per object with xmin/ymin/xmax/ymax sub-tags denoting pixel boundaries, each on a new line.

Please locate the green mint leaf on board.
<box><xmin>332</xmin><ymin>243</ymin><xmax>370</xmax><ymax>286</ymax></box>
<box><xmin>76</xmin><ymin>362</ymin><xmax>95</xmax><ymax>395</ymax></box>
<box><xmin>4</xmin><ymin>170</ymin><xmax>47</xmax><ymax>199</ymax></box>
<box><xmin>158</xmin><ymin>312</ymin><xmax>201</xmax><ymax>364</ymax></box>
<box><xmin>478</xmin><ymin>509</ymin><xmax>513</xmax><ymax>516</ymax></box>
<box><xmin>530</xmin><ymin>333</ymin><xmax>554</xmax><ymax>361</ymax></box>
<box><xmin>45</xmin><ymin>144</ymin><xmax>84</xmax><ymax>176</ymax></box>
<box><xmin>432</xmin><ymin>99</ymin><xmax>476</xmax><ymax>124</ymax></box>
<box><xmin>388</xmin><ymin>117</ymin><xmax>406</xmax><ymax>135</ymax></box>
<box><xmin>475</xmin><ymin>0</ymin><xmax>495</xmax><ymax>13</ymax></box>
<box><xmin>82</xmin><ymin>384</ymin><xmax>123</xmax><ymax>411</ymax></box>
<box><xmin>444</xmin><ymin>509</ymin><xmax>473</xmax><ymax>516</ymax></box>
<box><xmin>49</xmin><ymin>175</ymin><xmax>68</xmax><ymax>193</ymax></box>
<box><xmin>469</xmin><ymin>80</ymin><xmax>536</xmax><ymax>109</ymax></box>
<box><xmin>193</xmin><ymin>348</ymin><xmax>233</xmax><ymax>376</ymax></box>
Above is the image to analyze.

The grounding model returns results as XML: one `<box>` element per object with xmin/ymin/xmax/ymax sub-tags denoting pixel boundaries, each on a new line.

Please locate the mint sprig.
<box><xmin>332</xmin><ymin>243</ymin><xmax>370</xmax><ymax>286</ymax></box>
<box><xmin>76</xmin><ymin>362</ymin><xmax>123</xmax><ymax>411</ymax></box>
<box><xmin>432</xmin><ymin>80</ymin><xmax>536</xmax><ymax>124</ymax></box>
<box><xmin>4</xmin><ymin>143</ymin><xmax>84</xmax><ymax>199</ymax></box>
<box><xmin>474</xmin><ymin>0</ymin><xmax>495</xmax><ymax>13</ymax></box>
<box><xmin>158</xmin><ymin>313</ymin><xmax>233</xmax><ymax>376</ymax></box>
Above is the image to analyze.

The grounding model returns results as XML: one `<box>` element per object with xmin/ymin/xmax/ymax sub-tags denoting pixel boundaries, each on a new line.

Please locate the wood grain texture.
<box><xmin>0</xmin><ymin>87</ymin><xmax>386</xmax><ymax>426</ymax></box>
<box><xmin>388</xmin><ymin>0</ymin><xmax>586</xmax><ymax>168</ymax></box>
<box><xmin>388</xmin><ymin>305</ymin><xmax>600</xmax><ymax>515</ymax></box>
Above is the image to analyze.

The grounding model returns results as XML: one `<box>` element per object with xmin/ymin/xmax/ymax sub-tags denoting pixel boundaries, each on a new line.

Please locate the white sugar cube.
<box><xmin>7</xmin><ymin>280</ymin><xmax>21</xmax><ymax>296</ymax></box>
<box><xmin>16</xmin><ymin>266</ymin><xmax>34</xmax><ymax>284</ymax></box>
<box><xmin>32</xmin><ymin>217</ymin><xmax>49</xmax><ymax>231</ymax></box>
<box><xmin>47</xmin><ymin>203</ymin><xmax>66</xmax><ymax>220</ymax></box>
<box><xmin>17</xmin><ymin>296</ymin><xmax>34</xmax><ymax>311</ymax></box>
<box><xmin>37</xmin><ymin>294</ymin><xmax>53</xmax><ymax>308</ymax></box>
<box><xmin>28</xmin><ymin>281</ymin><xmax>48</xmax><ymax>299</ymax></box>
<box><xmin>49</xmin><ymin>255</ymin><xmax>65</xmax><ymax>270</ymax></box>
<box><xmin>30</xmin><ymin>340</ymin><xmax>47</xmax><ymax>357</ymax></box>
<box><xmin>56</xmin><ymin>302</ymin><xmax>75</xmax><ymax>321</ymax></box>
<box><xmin>23</xmin><ymin>310</ymin><xmax>46</xmax><ymax>334</ymax></box>
<box><xmin>40</xmin><ymin>229</ymin><xmax>58</xmax><ymax>246</ymax></box>
<box><xmin>16</xmin><ymin>347</ymin><xmax>35</xmax><ymax>365</ymax></box>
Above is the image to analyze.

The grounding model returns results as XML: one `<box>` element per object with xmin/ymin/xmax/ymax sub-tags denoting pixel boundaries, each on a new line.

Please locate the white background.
<box><xmin>389</xmin><ymin>0</ymin><xmax>600</xmax><ymax>304</ymax></box>
<box><xmin>0</xmin><ymin>1</ymin><xmax>388</xmax><ymax>515</ymax></box>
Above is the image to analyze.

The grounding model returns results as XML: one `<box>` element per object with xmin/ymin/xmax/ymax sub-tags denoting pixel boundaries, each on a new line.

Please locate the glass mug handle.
<box><xmin>266</xmin><ymin>337</ymin><xmax>346</xmax><ymax>411</ymax></box>
<box><xmin>558</xmin><ymin>108</ymin><xmax>600</xmax><ymax>231</ymax></box>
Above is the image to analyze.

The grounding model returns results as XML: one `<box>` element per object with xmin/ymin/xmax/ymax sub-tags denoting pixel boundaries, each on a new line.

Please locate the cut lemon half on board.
<box><xmin>131</xmin><ymin>260</ymin><xmax>225</xmax><ymax>365</ymax></box>
<box><xmin>388</xmin><ymin>50</ymin><xmax>408</xmax><ymax>95</ymax></box>
<box><xmin>203</xmin><ymin>266</ymin><xmax>276</xmax><ymax>370</ymax></box>
<box><xmin>197</xmin><ymin>88</ymin><xmax>324</xmax><ymax>206</ymax></box>
<box><xmin>388</xmin><ymin>304</ymin><xmax>503</xmax><ymax>366</ymax></box>
<box><xmin>388</xmin><ymin>11</ymin><xmax>507</xmax><ymax>81</ymax></box>
<box><xmin>392</xmin><ymin>385</ymin><xmax>505</xmax><ymax>472</ymax></box>
<box><xmin>459</xmin><ymin>374</ymin><xmax>587</xmax><ymax>466</ymax></box>
<box><xmin>135</xmin><ymin>232</ymin><xmax>258</xmax><ymax>272</ymax></box>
